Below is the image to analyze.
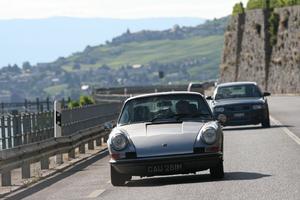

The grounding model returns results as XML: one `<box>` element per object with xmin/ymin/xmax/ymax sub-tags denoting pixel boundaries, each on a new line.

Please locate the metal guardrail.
<box><xmin>61</xmin><ymin>103</ymin><xmax>121</xmax><ymax>136</ymax></box>
<box><xmin>93</xmin><ymin>81</ymin><xmax>216</xmax><ymax>95</ymax></box>
<box><xmin>93</xmin><ymin>94</ymin><xmax>130</xmax><ymax>103</ymax></box>
<box><xmin>0</xmin><ymin>101</ymin><xmax>122</xmax><ymax>187</ymax></box>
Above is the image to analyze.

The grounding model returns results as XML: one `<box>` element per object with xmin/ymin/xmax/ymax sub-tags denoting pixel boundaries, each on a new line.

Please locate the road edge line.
<box><xmin>270</xmin><ymin>116</ymin><xmax>300</xmax><ymax>145</ymax></box>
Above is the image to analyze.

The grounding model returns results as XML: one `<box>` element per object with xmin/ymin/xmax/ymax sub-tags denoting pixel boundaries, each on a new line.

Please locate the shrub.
<box><xmin>68</xmin><ymin>100</ymin><xmax>80</xmax><ymax>109</ymax></box>
<box><xmin>79</xmin><ymin>96</ymin><xmax>95</xmax><ymax>106</ymax></box>
<box><xmin>232</xmin><ymin>2</ymin><xmax>245</xmax><ymax>16</ymax></box>
<box><xmin>269</xmin><ymin>12</ymin><xmax>280</xmax><ymax>46</ymax></box>
<box><xmin>246</xmin><ymin>0</ymin><xmax>266</xmax><ymax>10</ymax></box>
<box><xmin>270</xmin><ymin>0</ymin><xmax>300</xmax><ymax>8</ymax></box>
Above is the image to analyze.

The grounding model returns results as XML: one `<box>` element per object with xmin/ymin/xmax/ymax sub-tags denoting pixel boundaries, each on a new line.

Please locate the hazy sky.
<box><xmin>1</xmin><ymin>0</ymin><xmax>248</xmax><ymax>20</ymax></box>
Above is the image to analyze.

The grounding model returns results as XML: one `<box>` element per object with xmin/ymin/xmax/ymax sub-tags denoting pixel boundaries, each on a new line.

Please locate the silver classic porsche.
<box><xmin>108</xmin><ymin>92</ymin><xmax>224</xmax><ymax>186</ymax></box>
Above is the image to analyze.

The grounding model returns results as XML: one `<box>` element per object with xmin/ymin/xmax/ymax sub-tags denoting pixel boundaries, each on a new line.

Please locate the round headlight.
<box><xmin>215</xmin><ymin>107</ymin><xmax>225</xmax><ymax>112</ymax></box>
<box><xmin>111</xmin><ymin>134</ymin><xmax>128</xmax><ymax>151</ymax></box>
<box><xmin>201</xmin><ymin>128</ymin><xmax>217</xmax><ymax>144</ymax></box>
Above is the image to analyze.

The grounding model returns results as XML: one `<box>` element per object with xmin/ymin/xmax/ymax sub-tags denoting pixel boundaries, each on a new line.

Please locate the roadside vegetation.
<box><xmin>68</xmin><ymin>96</ymin><xmax>95</xmax><ymax>108</ymax></box>
<box><xmin>246</xmin><ymin>0</ymin><xmax>300</xmax><ymax>10</ymax></box>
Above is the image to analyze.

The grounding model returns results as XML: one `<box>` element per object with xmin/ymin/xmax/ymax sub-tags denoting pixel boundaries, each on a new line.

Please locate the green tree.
<box><xmin>22</xmin><ymin>61</ymin><xmax>32</xmax><ymax>71</ymax></box>
<box><xmin>232</xmin><ymin>2</ymin><xmax>245</xmax><ymax>16</ymax></box>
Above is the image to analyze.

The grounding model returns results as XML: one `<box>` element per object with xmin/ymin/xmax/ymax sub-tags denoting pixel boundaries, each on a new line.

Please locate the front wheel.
<box><xmin>110</xmin><ymin>165</ymin><xmax>131</xmax><ymax>186</ymax></box>
<box><xmin>210</xmin><ymin>160</ymin><xmax>224</xmax><ymax>179</ymax></box>
<box><xmin>262</xmin><ymin>117</ymin><xmax>270</xmax><ymax>128</ymax></box>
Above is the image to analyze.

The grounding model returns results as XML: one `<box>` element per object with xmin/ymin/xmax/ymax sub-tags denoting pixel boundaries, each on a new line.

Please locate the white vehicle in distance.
<box><xmin>108</xmin><ymin>92</ymin><xmax>224</xmax><ymax>186</ymax></box>
<box><xmin>187</xmin><ymin>82</ymin><xmax>205</xmax><ymax>95</ymax></box>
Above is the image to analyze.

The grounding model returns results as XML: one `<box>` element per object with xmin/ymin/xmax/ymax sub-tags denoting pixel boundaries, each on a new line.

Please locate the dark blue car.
<box><xmin>207</xmin><ymin>82</ymin><xmax>271</xmax><ymax>128</ymax></box>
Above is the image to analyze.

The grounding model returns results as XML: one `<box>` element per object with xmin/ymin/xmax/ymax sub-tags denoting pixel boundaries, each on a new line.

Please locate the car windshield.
<box><xmin>118</xmin><ymin>94</ymin><xmax>212</xmax><ymax>125</ymax></box>
<box><xmin>215</xmin><ymin>84</ymin><xmax>262</xmax><ymax>100</ymax></box>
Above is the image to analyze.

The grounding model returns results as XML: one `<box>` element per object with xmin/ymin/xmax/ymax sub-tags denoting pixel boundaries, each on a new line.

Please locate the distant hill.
<box><xmin>0</xmin><ymin>17</ymin><xmax>205</xmax><ymax>67</ymax></box>
<box><xmin>0</xmin><ymin>16</ymin><xmax>228</xmax><ymax>101</ymax></box>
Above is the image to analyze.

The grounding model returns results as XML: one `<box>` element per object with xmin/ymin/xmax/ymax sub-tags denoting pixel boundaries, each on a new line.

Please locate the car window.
<box><xmin>118</xmin><ymin>94</ymin><xmax>212</xmax><ymax>125</ymax></box>
<box><xmin>215</xmin><ymin>84</ymin><xmax>262</xmax><ymax>100</ymax></box>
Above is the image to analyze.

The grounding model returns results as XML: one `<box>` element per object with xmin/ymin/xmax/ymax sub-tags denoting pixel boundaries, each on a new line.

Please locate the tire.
<box><xmin>110</xmin><ymin>165</ymin><xmax>131</xmax><ymax>186</ymax></box>
<box><xmin>210</xmin><ymin>160</ymin><xmax>224</xmax><ymax>179</ymax></box>
<box><xmin>262</xmin><ymin>116</ymin><xmax>270</xmax><ymax>128</ymax></box>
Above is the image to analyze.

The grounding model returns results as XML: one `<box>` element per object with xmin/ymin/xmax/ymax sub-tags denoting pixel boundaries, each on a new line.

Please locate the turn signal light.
<box><xmin>205</xmin><ymin>146</ymin><xmax>220</xmax><ymax>153</ymax></box>
<box><xmin>111</xmin><ymin>153</ymin><xmax>120</xmax><ymax>160</ymax></box>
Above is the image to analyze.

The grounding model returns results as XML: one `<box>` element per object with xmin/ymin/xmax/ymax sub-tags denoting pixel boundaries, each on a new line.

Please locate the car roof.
<box><xmin>125</xmin><ymin>91</ymin><xmax>204</xmax><ymax>102</ymax></box>
<box><xmin>217</xmin><ymin>81</ymin><xmax>257</xmax><ymax>88</ymax></box>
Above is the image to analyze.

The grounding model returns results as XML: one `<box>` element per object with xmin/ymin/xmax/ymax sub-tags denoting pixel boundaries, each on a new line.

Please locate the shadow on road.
<box><xmin>125</xmin><ymin>171</ymin><xmax>271</xmax><ymax>187</ymax></box>
<box><xmin>4</xmin><ymin>150</ymin><xmax>109</xmax><ymax>200</ymax></box>
<box><xmin>223</xmin><ymin>124</ymin><xmax>293</xmax><ymax>131</ymax></box>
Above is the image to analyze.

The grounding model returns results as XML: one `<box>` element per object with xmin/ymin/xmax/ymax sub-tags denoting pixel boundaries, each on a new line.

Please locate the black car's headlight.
<box><xmin>214</xmin><ymin>107</ymin><xmax>225</xmax><ymax>112</ymax></box>
<box><xmin>252</xmin><ymin>104</ymin><xmax>264</xmax><ymax>110</ymax></box>
<box><xmin>111</xmin><ymin>133</ymin><xmax>128</xmax><ymax>151</ymax></box>
<box><xmin>199</xmin><ymin>125</ymin><xmax>218</xmax><ymax>145</ymax></box>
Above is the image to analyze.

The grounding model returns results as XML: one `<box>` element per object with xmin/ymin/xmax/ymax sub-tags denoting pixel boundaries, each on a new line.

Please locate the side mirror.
<box><xmin>104</xmin><ymin>122</ymin><xmax>115</xmax><ymax>130</ymax></box>
<box><xmin>206</xmin><ymin>96</ymin><xmax>213</xmax><ymax>100</ymax></box>
<box><xmin>217</xmin><ymin>114</ymin><xmax>227</xmax><ymax>126</ymax></box>
<box><xmin>263</xmin><ymin>92</ymin><xmax>271</xmax><ymax>96</ymax></box>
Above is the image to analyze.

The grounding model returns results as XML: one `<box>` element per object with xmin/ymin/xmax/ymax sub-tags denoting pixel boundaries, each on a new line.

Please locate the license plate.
<box><xmin>147</xmin><ymin>163</ymin><xmax>183</xmax><ymax>173</ymax></box>
<box><xmin>234</xmin><ymin>113</ymin><xmax>245</xmax><ymax>118</ymax></box>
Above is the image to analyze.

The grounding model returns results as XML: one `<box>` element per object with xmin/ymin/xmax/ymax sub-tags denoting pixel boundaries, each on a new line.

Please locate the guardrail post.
<box><xmin>68</xmin><ymin>149</ymin><xmax>76</xmax><ymax>159</ymax></box>
<box><xmin>21</xmin><ymin>161</ymin><xmax>31</xmax><ymax>179</ymax></box>
<box><xmin>41</xmin><ymin>157</ymin><xmax>50</xmax><ymax>170</ymax></box>
<box><xmin>88</xmin><ymin>140</ymin><xmax>95</xmax><ymax>150</ymax></box>
<box><xmin>79</xmin><ymin>144</ymin><xmax>86</xmax><ymax>154</ymax></box>
<box><xmin>95</xmin><ymin>137</ymin><xmax>102</xmax><ymax>146</ymax></box>
<box><xmin>54</xmin><ymin>101</ymin><xmax>63</xmax><ymax>165</ymax></box>
<box><xmin>1</xmin><ymin>171</ymin><xmax>12</xmax><ymax>186</ymax></box>
<box><xmin>104</xmin><ymin>135</ymin><xmax>108</xmax><ymax>143</ymax></box>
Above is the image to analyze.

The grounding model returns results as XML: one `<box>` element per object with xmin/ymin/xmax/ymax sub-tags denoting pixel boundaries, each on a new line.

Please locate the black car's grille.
<box><xmin>226</xmin><ymin>105</ymin><xmax>251</xmax><ymax>112</ymax></box>
<box><xmin>193</xmin><ymin>147</ymin><xmax>205</xmax><ymax>154</ymax></box>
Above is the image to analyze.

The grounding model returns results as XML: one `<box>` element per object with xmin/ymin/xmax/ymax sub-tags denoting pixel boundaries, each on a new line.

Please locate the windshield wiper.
<box><xmin>170</xmin><ymin>113</ymin><xmax>212</xmax><ymax>120</ymax></box>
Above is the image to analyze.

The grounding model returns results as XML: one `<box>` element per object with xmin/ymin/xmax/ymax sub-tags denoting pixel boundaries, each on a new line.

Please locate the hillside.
<box><xmin>0</xmin><ymin>17</ymin><xmax>228</xmax><ymax>101</ymax></box>
<box><xmin>0</xmin><ymin>17</ymin><xmax>205</xmax><ymax>67</ymax></box>
<box><xmin>61</xmin><ymin>35</ymin><xmax>223</xmax><ymax>72</ymax></box>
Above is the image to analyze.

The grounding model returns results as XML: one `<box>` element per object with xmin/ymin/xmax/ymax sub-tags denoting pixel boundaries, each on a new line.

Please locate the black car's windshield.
<box><xmin>215</xmin><ymin>84</ymin><xmax>262</xmax><ymax>100</ymax></box>
<box><xmin>118</xmin><ymin>94</ymin><xmax>212</xmax><ymax>125</ymax></box>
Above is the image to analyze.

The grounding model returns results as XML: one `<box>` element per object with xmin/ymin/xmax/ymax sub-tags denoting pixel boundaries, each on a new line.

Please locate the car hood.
<box><xmin>213</xmin><ymin>98</ymin><xmax>265</xmax><ymax>107</ymax></box>
<box><xmin>119</xmin><ymin>122</ymin><xmax>205</xmax><ymax>158</ymax></box>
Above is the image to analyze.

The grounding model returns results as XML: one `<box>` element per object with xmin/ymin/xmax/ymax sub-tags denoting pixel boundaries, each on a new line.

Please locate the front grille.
<box><xmin>125</xmin><ymin>152</ymin><xmax>137</xmax><ymax>159</ymax></box>
<box><xmin>193</xmin><ymin>147</ymin><xmax>205</xmax><ymax>154</ymax></box>
<box><xmin>226</xmin><ymin>105</ymin><xmax>251</xmax><ymax>112</ymax></box>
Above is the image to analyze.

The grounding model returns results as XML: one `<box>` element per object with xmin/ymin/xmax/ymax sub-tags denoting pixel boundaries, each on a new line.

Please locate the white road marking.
<box><xmin>270</xmin><ymin>116</ymin><xmax>300</xmax><ymax>145</ymax></box>
<box><xmin>87</xmin><ymin>189</ymin><xmax>105</xmax><ymax>198</ymax></box>
<box><xmin>107</xmin><ymin>180</ymin><xmax>111</xmax><ymax>184</ymax></box>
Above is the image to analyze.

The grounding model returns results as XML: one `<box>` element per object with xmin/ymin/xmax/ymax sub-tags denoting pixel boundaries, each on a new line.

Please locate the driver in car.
<box><xmin>176</xmin><ymin>100</ymin><xmax>191</xmax><ymax>115</ymax></box>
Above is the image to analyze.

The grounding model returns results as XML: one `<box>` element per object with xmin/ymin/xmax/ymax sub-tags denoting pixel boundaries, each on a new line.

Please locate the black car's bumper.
<box><xmin>214</xmin><ymin>109</ymin><xmax>267</xmax><ymax>126</ymax></box>
<box><xmin>110</xmin><ymin>153</ymin><xmax>222</xmax><ymax>176</ymax></box>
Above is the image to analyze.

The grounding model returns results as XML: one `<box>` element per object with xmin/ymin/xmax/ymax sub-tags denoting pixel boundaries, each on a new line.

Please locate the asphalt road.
<box><xmin>4</xmin><ymin>96</ymin><xmax>300</xmax><ymax>200</ymax></box>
